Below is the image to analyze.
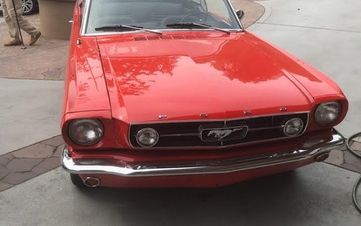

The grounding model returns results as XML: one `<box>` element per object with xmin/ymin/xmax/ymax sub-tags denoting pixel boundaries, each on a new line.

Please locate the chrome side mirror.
<box><xmin>236</xmin><ymin>10</ymin><xmax>245</xmax><ymax>20</ymax></box>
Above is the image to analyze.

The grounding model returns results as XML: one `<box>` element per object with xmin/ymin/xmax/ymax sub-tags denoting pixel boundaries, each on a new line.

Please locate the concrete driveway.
<box><xmin>0</xmin><ymin>0</ymin><xmax>360</xmax><ymax>225</ymax></box>
<box><xmin>0</xmin><ymin>78</ymin><xmax>63</xmax><ymax>155</ymax></box>
<box><xmin>0</xmin><ymin>164</ymin><xmax>360</xmax><ymax>226</ymax></box>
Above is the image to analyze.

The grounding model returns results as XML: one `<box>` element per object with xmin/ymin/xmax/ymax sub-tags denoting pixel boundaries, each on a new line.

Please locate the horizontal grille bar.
<box><xmin>129</xmin><ymin>113</ymin><xmax>308</xmax><ymax>148</ymax></box>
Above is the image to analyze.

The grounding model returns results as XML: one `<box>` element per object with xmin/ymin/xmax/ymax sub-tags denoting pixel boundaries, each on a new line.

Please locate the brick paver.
<box><xmin>0</xmin><ymin>136</ymin><xmax>63</xmax><ymax>192</ymax></box>
<box><xmin>0</xmin><ymin>165</ymin><xmax>10</xmax><ymax>180</ymax></box>
<box><xmin>12</xmin><ymin>143</ymin><xmax>54</xmax><ymax>159</ymax></box>
<box><xmin>325</xmin><ymin>138</ymin><xmax>361</xmax><ymax>174</ymax></box>
<box><xmin>0</xmin><ymin>181</ymin><xmax>12</xmax><ymax>191</ymax></box>
<box><xmin>7</xmin><ymin>158</ymin><xmax>44</xmax><ymax>172</ymax></box>
<box><xmin>0</xmin><ymin>153</ymin><xmax>14</xmax><ymax>166</ymax></box>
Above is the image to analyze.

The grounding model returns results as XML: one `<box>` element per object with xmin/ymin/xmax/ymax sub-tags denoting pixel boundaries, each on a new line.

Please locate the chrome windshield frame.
<box><xmin>80</xmin><ymin>0</ymin><xmax>91</xmax><ymax>35</ymax></box>
<box><xmin>225</xmin><ymin>0</ymin><xmax>244</xmax><ymax>31</ymax></box>
<box><xmin>80</xmin><ymin>0</ymin><xmax>244</xmax><ymax>36</ymax></box>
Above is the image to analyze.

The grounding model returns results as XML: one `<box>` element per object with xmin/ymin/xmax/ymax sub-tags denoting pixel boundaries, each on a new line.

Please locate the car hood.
<box><xmin>97</xmin><ymin>32</ymin><xmax>313</xmax><ymax>123</ymax></box>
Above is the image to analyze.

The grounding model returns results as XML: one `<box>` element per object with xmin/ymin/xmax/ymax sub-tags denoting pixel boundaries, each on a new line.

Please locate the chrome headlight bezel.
<box><xmin>283</xmin><ymin>118</ymin><xmax>304</xmax><ymax>137</ymax></box>
<box><xmin>314</xmin><ymin>102</ymin><xmax>341</xmax><ymax>126</ymax></box>
<box><xmin>136</xmin><ymin>128</ymin><xmax>159</xmax><ymax>147</ymax></box>
<box><xmin>68</xmin><ymin>119</ymin><xmax>104</xmax><ymax>146</ymax></box>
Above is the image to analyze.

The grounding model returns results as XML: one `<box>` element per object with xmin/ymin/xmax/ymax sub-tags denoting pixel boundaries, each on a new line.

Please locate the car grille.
<box><xmin>129</xmin><ymin>113</ymin><xmax>308</xmax><ymax>148</ymax></box>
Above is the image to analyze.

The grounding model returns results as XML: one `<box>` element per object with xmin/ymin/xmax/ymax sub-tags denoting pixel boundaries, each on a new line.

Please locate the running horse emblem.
<box><xmin>207</xmin><ymin>128</ymin><xmax>243</xmax><ymax>141</ymax></box>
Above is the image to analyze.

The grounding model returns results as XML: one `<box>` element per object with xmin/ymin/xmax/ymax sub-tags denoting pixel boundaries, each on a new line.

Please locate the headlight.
<box><xmin>136</xmin><ymin>128</ymin><xmax>159</xmax><ymax>147</ymax></box>
<box><xmin>314</xmin><ymin>102</ymin><xmax>341</xmax><ymax>125</ymax></box>
<box><xmin>283</xmin><ymin>118</ymin><xmax>304</xmax><ymax>137</ymax></box>
<box><xmin>68</xmin><ymin>119</ymin><xmax>104</xmax><ymax>146</ymax></box>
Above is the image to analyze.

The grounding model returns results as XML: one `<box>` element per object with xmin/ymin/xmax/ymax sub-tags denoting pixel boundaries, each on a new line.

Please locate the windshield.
<box><xmin>85</xmin><ymin>0</ymin><xmax>241</xmax><ymax>34</ymax></box>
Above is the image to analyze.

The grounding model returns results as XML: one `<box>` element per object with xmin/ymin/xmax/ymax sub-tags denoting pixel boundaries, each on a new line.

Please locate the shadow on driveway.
<box><xmin>73</xmin><ymin>167</ymin><xmax>359</xmax><ymax>226</ymax></box>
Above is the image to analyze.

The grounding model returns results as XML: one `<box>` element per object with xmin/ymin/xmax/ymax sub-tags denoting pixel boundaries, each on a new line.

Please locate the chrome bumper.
<box><xmin>62</xmin><ymin>130</ymin><xmax>344</xmax><ymax>177</ymax></box>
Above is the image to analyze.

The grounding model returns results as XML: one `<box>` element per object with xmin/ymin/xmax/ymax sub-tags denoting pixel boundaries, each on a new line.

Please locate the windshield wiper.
<box><xmin>95</xmin><ymin>24</ymin><xmax>162</xmax><ymax>35</ymax></box>
<box><xmin>166</xmin><ymin>22</ymin><xmax>230</xmax><ymax>34</ymax></box>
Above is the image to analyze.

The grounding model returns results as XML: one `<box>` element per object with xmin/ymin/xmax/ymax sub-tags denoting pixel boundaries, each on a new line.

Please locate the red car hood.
<box><xmin>97</xmin><ymin>32</ymin><xmax>313</xmax><ymax>123</ymax></box>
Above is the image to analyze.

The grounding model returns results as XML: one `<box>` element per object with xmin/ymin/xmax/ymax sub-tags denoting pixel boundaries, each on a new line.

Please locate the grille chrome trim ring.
<box><xmin>135</xmin><ymin>128</ymin><xmax>160</xmax><ymax>148</ymax></box>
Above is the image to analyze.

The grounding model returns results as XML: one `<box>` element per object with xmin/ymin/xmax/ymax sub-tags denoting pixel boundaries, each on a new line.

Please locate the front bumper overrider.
<box><xmin>61</xmin><ymin>130</ymin><xmax>344</xmax><ymax>177</ymax></box>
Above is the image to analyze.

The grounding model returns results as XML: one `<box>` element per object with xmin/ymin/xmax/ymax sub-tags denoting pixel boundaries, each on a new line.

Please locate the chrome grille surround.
<box><xmin>129</xmin><ymin>112</ymin><xmax>309</xmax><ymax>149</ymax></box>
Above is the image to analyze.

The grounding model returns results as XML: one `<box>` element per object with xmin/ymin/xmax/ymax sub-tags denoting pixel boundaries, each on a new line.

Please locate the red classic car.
<box><xmin>61</xmin><ymin>0</ymin><xmax>348</xmax><ymax>188</ymax></box>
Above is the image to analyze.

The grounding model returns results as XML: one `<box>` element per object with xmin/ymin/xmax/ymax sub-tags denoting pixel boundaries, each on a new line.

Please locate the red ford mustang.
<box><xmin>61</xmin><ymin>0</ymin><xmax>348</xmax><ymax>188</ymax></box>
